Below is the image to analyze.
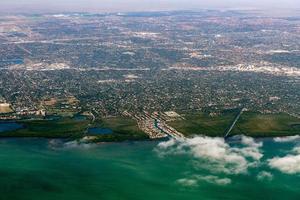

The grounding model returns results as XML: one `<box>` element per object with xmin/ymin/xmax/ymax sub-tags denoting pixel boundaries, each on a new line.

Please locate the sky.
<box><xmin>0</xmin><ymin>0</ymin><xmax>299</xmax><ymax>14</ymax></box>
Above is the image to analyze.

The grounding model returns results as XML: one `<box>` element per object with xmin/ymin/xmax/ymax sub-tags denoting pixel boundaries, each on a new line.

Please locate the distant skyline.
<box><xmin>0</xmin><ymin>0</ymin><xmax>299</xmax><ymax>15</ymax></box>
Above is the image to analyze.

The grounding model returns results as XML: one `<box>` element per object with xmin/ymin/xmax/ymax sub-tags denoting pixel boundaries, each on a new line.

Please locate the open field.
<box><xmin>42</xmin><ymin>97</ymin><xmax>80</xmax><ymax>117</ymax></box>
<box><xmin>231</xmin><ymin>112</ymin><xmax>300</xmax><ymax>137</ymax></box>
<box><xmin>0</xmin><ymin>106</ymin><xmax>13</xmax><ymax>114</ymax></box>
<box><xmin>168</xmin><ymin>110</ymin><xmax>237</xmax><ymax>137</ymax></box>
<box><xmin>168</xmin><ymin>111</ymin><xmax>300</xmax><ymax>137</ymax></box>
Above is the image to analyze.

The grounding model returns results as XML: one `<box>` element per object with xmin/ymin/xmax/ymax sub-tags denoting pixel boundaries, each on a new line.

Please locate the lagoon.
<box><xmin>0</xmin><ymin>122</ymin><xmax>23</xmax><ymax>133</ymax></box>
<box><xmin>88</xmin><ymin>127</ymin><xmax>113</xmax><ymax>135</ymax></box>
<box><xmin>73</xmin><ymin>115</ymin><xmax>87</xmax><ymax>122</ymax></box>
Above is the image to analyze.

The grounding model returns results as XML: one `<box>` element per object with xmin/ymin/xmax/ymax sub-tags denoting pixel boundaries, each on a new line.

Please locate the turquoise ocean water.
<box><xmin>0</xmin><ymin>137</ymin><xmax>299</xmax><ymax>200</ymax></box>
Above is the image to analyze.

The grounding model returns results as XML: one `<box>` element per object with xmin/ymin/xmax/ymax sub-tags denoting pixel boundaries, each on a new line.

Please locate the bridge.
<box><xmin>224</xmin><ymin>108</ymin><xmax>244</xmax><ymax>138</ymax></box>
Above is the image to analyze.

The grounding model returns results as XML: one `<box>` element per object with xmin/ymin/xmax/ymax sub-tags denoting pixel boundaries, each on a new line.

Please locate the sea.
<box><xmin>0</xmin><ymin>135</ymin><xmax>299</xmax><ymax>200</ymax></box>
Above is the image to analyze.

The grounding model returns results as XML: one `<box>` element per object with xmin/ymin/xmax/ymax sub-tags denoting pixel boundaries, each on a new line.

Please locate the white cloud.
<box><xmin>274</xmin><ymin>135</ymin><xmax>300</xmax><ymax>142</ymax></box>
<box><xmin>63</xmin><ymin>140</ymin><xmax>95</xmax><ymax>149</ymax></box>
<box><xmin>176</xmin><ymin>175</ymin><xmax>231</xmax><ymax>187</ymax></box>
<box><xmin>273</xmin><ymin>135</ymin><xmax>300</xmax><ymax>143</ymax></box>
<box><xmin>198</xmin><ymin>175</ymin><xmax>232</xmax><ymax>185</ymax></box>
<box><xmin>238</xmin><ymin>147</ymin><xmax>263</xmax><ymax>161</ymax></box>
<box><xmin>292</xmin><ymin>146</ymin><xmax>300</xmax><ymax>154</ymax></box>
<box><xmin>157</xmin><ymin>138</ymin><xmax>177</xmax><ymax>149</ymax></box>
<box><xmin>257</xmin><ymin>171</ymin><xmax>273</xmax><ymax>181</ymax></box>
<box><xmin>241</xmin><ymin>136</ymin><xmax>263</xmax><ymax>148</ymax></box>
<box><xmin>268</xmin><ymin>144</ymin><xmax>300</xmax><ymax>174</ymax></box>
<box><xmin>176</xmin><ymin>178</ymin><xmax>198</xmax><ymax>187</ymax></box>
<box><xmin>268</xmin><ymin>154</ymin><xmax>300</xmax><ymax>174</ymax></box>
<box><xmin>156</xmin><ymin>135</ymin><xmax>263</xmax><ymax>175</ymax></box>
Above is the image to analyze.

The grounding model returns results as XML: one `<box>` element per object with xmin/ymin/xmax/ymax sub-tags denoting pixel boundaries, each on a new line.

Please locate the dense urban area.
<box><xmin>0</xmin><ymin>10</ymin><xmax>299</xmax><ymax>141</ymax></box>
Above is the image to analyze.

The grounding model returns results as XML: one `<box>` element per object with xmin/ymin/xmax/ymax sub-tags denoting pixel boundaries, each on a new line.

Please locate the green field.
<box><xmin>168</xmin><ymin>110</ymin><xmax>237</xmax><ymax>137</ymax></box>
<box><xmin>168</xmin><ymin>111</ymin><xmax>300</xmax><ymax>137</ymax></box>
<box><xmin>231</xmin><ymin>112</ymin><xmax>300</xmax><ymax>137</ymax></box>
<box><xmin>90</xmin><ymin>117</ymin><xmax>148</xmax><ymax>142</ymax></box>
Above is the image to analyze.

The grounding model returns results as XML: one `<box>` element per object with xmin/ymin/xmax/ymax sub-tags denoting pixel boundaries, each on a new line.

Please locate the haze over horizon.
<box><xmin>0</xmin><ymin>0</ymin><xmax>299</xmax><ymax>15</ymax></box>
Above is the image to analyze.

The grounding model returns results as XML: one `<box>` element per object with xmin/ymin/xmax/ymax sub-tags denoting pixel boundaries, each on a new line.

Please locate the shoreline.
<box><xmin>0</xmin><ymin>111</ymin><xmax>299</xmax><ymax>142</ymax></box>
<box><xmin>0</xmin><ymin>134</ymin><xmax>298</xmax><ymax>143</ymax></box>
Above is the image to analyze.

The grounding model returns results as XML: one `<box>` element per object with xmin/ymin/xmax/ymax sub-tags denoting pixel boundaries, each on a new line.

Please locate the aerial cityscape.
<box><xmin>0</xmin><ymin>10</ymin><xmax>299</xmax><ymax>141</ymax></box>
<box><xmin>0</xmin><ymin>0</ymin><xmax>300</xmax><ymax>199</ymax></box>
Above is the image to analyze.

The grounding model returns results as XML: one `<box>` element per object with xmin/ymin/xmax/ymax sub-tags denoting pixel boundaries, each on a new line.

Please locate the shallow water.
<box><xmin>0</xmin><ymin>137</ymin><xmax>299</xmax><ymax>200</ymax></box>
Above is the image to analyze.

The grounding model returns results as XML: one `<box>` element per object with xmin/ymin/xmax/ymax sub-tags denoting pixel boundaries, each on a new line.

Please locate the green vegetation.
<box><xmin>1</xmin><ymin>111</ymin><xmax>299</xmax><ymax>140</ymax></box>
<box><xmin>231</xmin><ymin>112</ymin><xmax>300</xmax><ymax>137</ymax></box>
<box><xmin>0</xmin><ymin>115</ymin><xmax>147</xmax><ymax>142</ymax></box>
<box><xmin>168</xmin><ymin>110</ymin><xmax>237</xmax><ymax>137</ymax></box>
<box><xmin>90</xmin><ymin>117</ymin><xmax>148</xmax><ymax>142</ymax></box>
<box><xmin>169</xmin><ymin>111</ymin><xmax>300</xmax><ymax>137</ymax></box>
<box><xmin>0</xmin><ymin>117</ymin><xmax>90</xmax><ymax>138</ymax></box>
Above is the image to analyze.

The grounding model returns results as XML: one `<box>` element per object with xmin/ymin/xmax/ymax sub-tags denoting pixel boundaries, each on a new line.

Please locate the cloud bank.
<box><xmin>268</xmin><ymin>146</ymin><xmax>300</xmax><ymax>174</ymax></box>
<box><xmin>157</xmin><ymin>135</ymin><xmax>263</xmax><ymax>175</ymax></box>
<box><xmin>156</xmin><ymin>134</ymin><xmax>300</xmax><ymax>186</ymax></box>
<box><xmin>273</xmin><ymin>135</ymin><xmax>300</xmax><ymax>143</ymax></box>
